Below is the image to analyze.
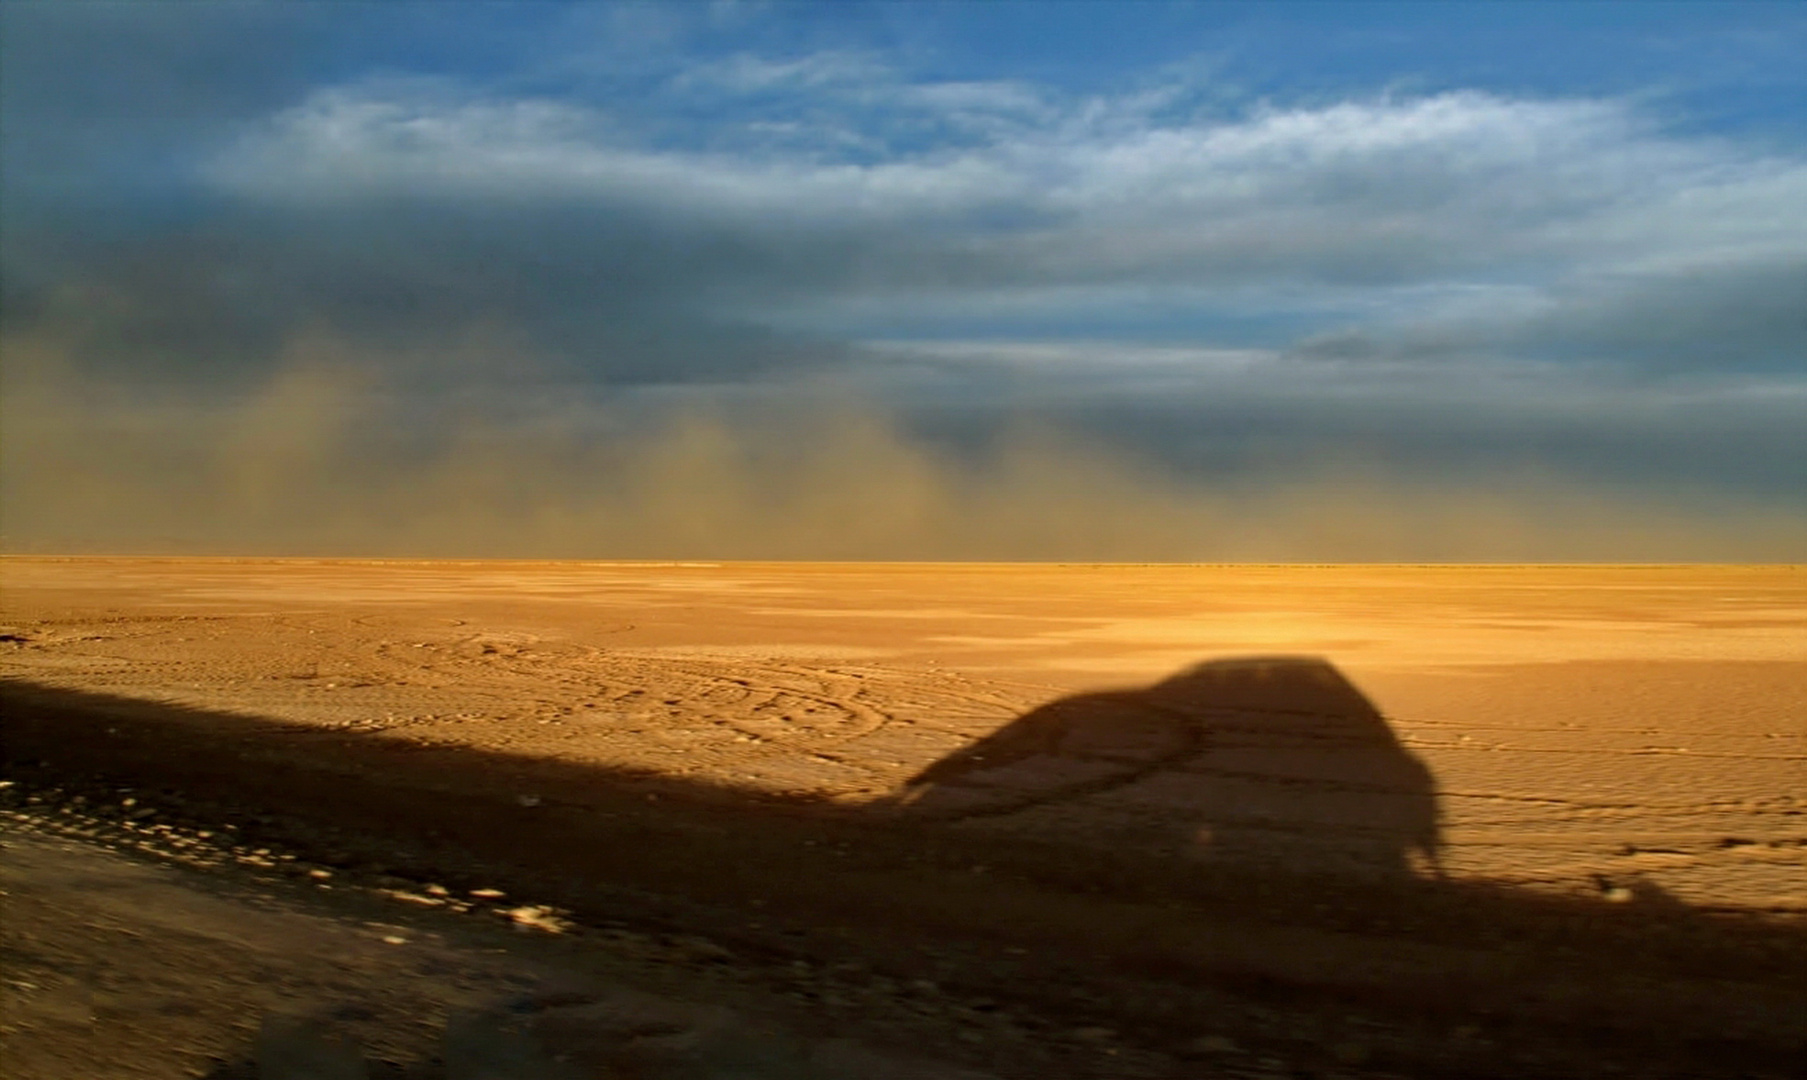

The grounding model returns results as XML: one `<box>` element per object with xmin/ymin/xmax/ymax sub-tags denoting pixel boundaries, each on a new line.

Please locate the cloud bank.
<box><xmin>2</xmin><ymin>4</ymin><xmax>1802</xmax><ymax>559</ymax></box>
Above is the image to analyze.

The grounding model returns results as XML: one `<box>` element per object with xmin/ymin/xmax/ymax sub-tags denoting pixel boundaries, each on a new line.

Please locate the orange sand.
<box><xmin>2</xmin><ymin>558</ymin><xmax>1801</xmax><ymax>909</ymax></box>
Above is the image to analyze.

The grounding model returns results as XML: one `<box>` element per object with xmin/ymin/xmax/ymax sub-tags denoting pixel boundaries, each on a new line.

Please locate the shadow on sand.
<box><xmin>895</xmin><ymin>656</ymin><xmax>1442</xmax><ymax>880</ymax></box>
<box><xmin>3</xmin><ymin>665</ymin><xmax>1803</xmax><ymax>1077</ymax></box>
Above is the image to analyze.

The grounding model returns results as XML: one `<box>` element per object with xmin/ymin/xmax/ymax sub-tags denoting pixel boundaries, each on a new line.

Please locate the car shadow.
<box><xmin>4</xmin><ymin>673</ymin><xmax>1804</xmax><ymax>1078</ymax></box>
<box><xmin>892</xmin><ymin>656</ymin><xmax>1442</xmax><ymax>880</ymax></box>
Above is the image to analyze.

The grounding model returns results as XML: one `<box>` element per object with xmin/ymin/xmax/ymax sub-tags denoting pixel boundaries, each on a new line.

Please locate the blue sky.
<box><xmin>3</xmin><ymin>2</ymin><xmax>1804</xmax><ymax>558</ymax></box>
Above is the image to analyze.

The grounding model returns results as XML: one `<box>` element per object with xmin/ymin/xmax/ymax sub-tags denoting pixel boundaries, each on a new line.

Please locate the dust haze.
<box><xmin>6</xmin><ymin>334</ymin><xmax>1801</xmax><ymax>562</ymax></box>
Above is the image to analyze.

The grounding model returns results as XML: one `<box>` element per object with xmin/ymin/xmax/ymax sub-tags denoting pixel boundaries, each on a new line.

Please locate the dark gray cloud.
<box><xmin>1522</xmin><ymin>258</ymin><xmax>1807</xmax><ymax>374</ymax></box>
<box><xmin>0</xmin><ymin>2</ymin><xmax>337</xmax><ymax>200</ymax></box>
<box><xmin>1</xmin><ymin>196</ymin><xmax>862</xmax><ymax>390</ymax></box>
<box><xmin>864</xmin><ymin>340</ymin><xmax>1807</xmax><ymax>507</ymax></box>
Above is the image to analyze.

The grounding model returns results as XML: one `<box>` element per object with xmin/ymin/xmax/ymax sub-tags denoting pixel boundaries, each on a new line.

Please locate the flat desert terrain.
<box><xmin>2</xmin><ymin>558</ymin><xmax>1804</xmax><ymax>1078</ymax></box>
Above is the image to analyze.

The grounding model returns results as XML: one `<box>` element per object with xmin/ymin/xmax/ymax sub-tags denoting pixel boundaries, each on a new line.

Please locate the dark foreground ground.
<box><xmin>4</xmin><ymin>680</ymin><xmax>1805</xmax><ymax>1080</ymax></box>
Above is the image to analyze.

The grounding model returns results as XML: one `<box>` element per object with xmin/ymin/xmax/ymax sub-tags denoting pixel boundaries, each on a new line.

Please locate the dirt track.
<box><xmin>2</xmin><ymin>559</ymin><xmax>1804</xmax><ymax>1077</ymax></box>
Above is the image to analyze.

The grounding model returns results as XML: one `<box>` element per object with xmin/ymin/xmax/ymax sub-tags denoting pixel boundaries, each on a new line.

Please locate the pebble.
<box><xmin>504</xmin><ymin>905</ymin><xmax>571</xmax><ymax>933</ymax></box>
<box><xmin>385</xmin><ymin>890</ymin><xmax>444</xmax><ymax>907</ymax></box>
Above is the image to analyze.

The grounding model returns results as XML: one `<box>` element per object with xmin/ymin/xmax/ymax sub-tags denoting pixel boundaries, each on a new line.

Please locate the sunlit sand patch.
<box><xmin>630</xmin><ymin>644</ymin><xmax>898</xmax><ymax>659</ymax></box>
<box><xmin>2</xmin><ymin>558</ymin><xmax>1801</xmax><ymax>909</ymax></box>
<box><xmin>750</xmin><ymin>608</ymin><xmax>1035</xmax><ymax>620</ymax></box>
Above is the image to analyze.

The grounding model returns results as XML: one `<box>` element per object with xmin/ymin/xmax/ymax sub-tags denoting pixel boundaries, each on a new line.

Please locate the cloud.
<box><xmin>0</xmin><ymin>2</ymin><xmax>356</xmax><ymax>201</ymax></box>
<box><xmin>199</xmin><ymin>77</ymin><xmax>1807</xmax><ymax>374</ymax></box>
<box><xmin>863</xmin><ymin>337</ymin><xmax>1807</xmax><ymax>501</ymax></box>
<box><xmin>2</xmin><ymin>13</ymin><xmax>1802</xmax><ymax>558</ymax></box>
<box><xmin>210</xmin><ymin>83</ymin><xmax>1796</xmax><ymax>260</ymax></box>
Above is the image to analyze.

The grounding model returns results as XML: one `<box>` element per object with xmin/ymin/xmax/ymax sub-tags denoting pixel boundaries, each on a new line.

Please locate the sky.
<box><xmin>3</xmin><ymin>1</ymin><xmax>1804</xmax><ymax>560</ymax></box>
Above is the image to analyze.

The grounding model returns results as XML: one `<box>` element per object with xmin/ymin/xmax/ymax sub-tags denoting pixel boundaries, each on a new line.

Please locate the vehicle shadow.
<box><xmin>4</xmin><ymin>674</ymin><xmax>1804</xmax><ymax>1077</ymax></box>
<box><xmin>892</xmin><ymin>656</ymin><xmax>1442</xmax><ymax>880</ymax></box>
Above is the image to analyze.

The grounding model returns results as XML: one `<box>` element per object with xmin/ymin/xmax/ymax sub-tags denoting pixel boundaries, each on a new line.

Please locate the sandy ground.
<box><xmin>2</xmin><ymin>558</ymin><xmax>1805</xmax><ymax>1077</ymax></box>
<box><xmin>0</xmin><ymin>821</ymin><xmax>1003</xmax><ymax>1080</ymax></box>
<box><xmin>4</xmin><ymin>558</ymin><xmax>1801</xmax><ymax>906</ymax></box>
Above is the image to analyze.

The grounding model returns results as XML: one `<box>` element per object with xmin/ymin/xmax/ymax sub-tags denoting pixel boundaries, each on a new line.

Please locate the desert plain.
<box><xmin>2</xmin><ymin>557</ymin><xmax>1804</xmax><ymax>1078</ymax></box>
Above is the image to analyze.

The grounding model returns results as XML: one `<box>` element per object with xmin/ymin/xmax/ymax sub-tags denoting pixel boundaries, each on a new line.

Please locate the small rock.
<box><xmin>386</xmin><ymin>890</ymin><xmax>444</xmax><ymax>907</ymax></box>
<box><xmin>516</xmin><ymin>794</ymin><xmax>541</xmax><ymax>808</ymax></box>
<box><xmin>505</xmin><ymin>905</ymin><xmax>571</xmax><ymax>933</ymax></box>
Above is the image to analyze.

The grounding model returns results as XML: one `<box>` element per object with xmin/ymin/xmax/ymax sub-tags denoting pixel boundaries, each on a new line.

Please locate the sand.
<box><xmin>3</xmin><ymin>558</ymin><xmax>1805</xmax><ymax>1078</ymax></box>
<box><xmin>4</xmin><ymin>558</ymin><xmax>1801</xmax><ymax>909</ymax></box>
<box><xmin>0</xmin><ymin>824</ymin><xmax>998</xmax><ymax>1080</ymax></box>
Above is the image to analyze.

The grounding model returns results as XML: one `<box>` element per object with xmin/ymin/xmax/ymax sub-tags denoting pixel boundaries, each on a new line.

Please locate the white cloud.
<box><xmin>195</xmin><ymin>65</ymin><xmax>1807</xmax><ymax>377</ymax></box>
<box><xmin>208</xmin><ymin>81</ymin><xmax>1038</xmax><ymax>219</ymax></box>
<box><xmin>214</xmin><ymin>77</ymin><xmax>1803</xmax><ymax>248</ymax></box>
<box><xmin>668</xmin><ymin>49</ymin><xmax>896</xmax><ymax>94</ymax></box>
